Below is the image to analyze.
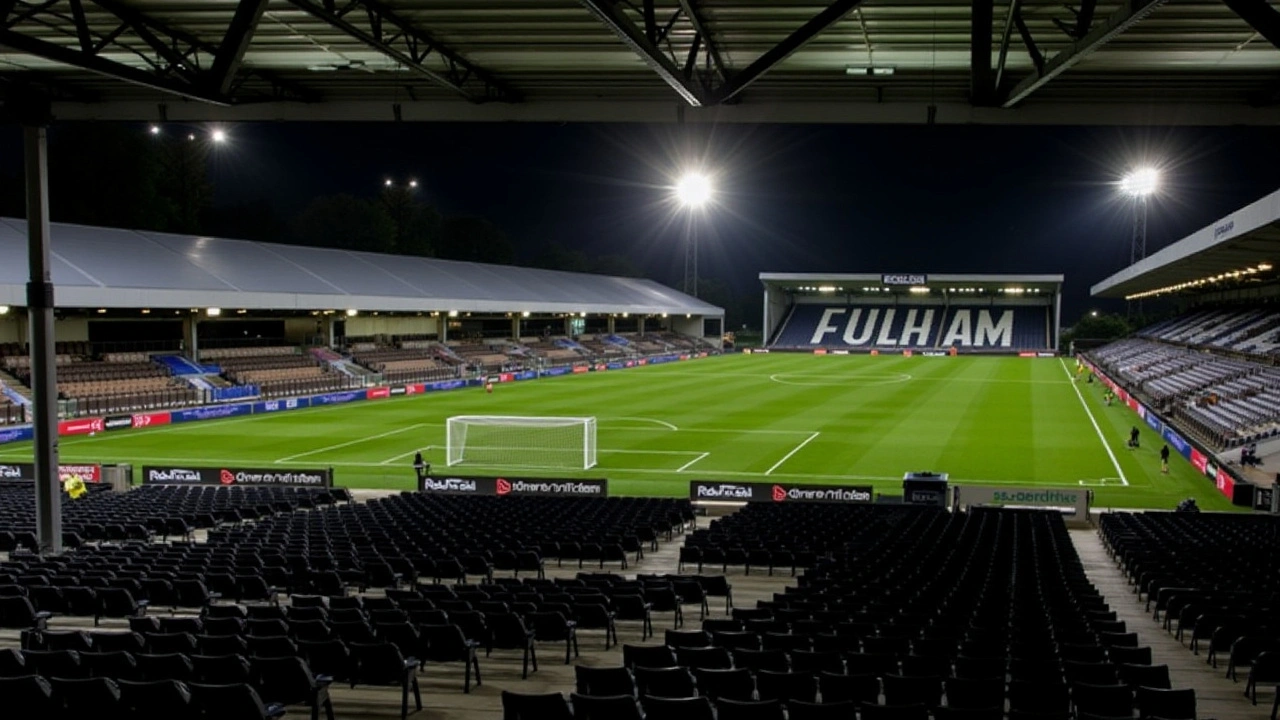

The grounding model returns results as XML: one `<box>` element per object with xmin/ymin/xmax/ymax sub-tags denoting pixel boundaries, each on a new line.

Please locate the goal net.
<box><xmin>446</xmin><ymin>415</ymin><xmax>598</xmax><ymax>470</ymax></box>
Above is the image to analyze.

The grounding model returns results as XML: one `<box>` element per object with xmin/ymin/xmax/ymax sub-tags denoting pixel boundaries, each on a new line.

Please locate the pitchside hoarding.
<box><xmin>0</xmin><ymin>462</ymin><xmax>102</xmax><ymax>482</ymax></box>
<box><xmin>690</xmin><ymin>481</ymin><xmax>873</xmax><ymax>504</ymax></box>
<box><xmin>142</xmin><ymin>465</ymin><xmax>332</xmax><ymax>487</ymax></box>
<box><xmin>419</xmin><ymin>474</ymin><xmax>607</xmax><ymax>497</ymax></box>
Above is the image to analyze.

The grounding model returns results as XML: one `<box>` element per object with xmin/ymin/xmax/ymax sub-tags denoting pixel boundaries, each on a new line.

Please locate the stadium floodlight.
<box><xmin>447</xmin><ymin>415</ymin><xmax>597</xmax><ymax>470</ymax></box>
<box><xmin>408</xmin><ymin>179</ymin><xmax>418</xmax><ymax>188</ymax></box>
<box><xmin>149</xmin><ymin>125</ymin><xmax>161</xmax><ymax>135</ymax></box>
<box><xmin>1119</xmin><ymin>167</ymin><xmax>1159</xmax><ymax>197</ymax></box>
<box><xmin>675</xmin><ymin>172</ymin><xmax>713</xmax><ymax>208</ymax></box>
<box><xmin>210</xmin><ymin>128</ymin><xmax>228</xmax><ymax>144</ymax></box>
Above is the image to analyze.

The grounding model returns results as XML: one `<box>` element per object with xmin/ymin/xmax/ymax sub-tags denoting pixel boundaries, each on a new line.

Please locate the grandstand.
<box><xmin>1089</xmin><ymin>185</ymin><xmax>1280</xmax><ymax>496</ymax></box>
<box><xmin>0</xmin><ymin>219</ymin><xmax>723</xmax><ymax>424</ymax></box>
<box><xmin>761</xmin><ymin>274</ymin><xmax>1062</xmax><ymax>353</ymax></box>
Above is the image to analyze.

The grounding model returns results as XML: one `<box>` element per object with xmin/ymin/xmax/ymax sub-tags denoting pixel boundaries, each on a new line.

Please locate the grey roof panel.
<box><xmin>137</xmin><ymin>231</ymin><xmax>334</xmax><ymax>295</ymax></box>
<box><xmin>0</xmin><ymin>218</ymin><xmax>722</xmax><ymax>316</ymax></box>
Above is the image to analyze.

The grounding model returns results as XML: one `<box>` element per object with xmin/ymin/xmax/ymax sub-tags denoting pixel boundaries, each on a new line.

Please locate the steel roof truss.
<box><xmin>0</xmin><ymin>0</ymin><xmax>315</xmax><ymax>104</ymax></box>
<box><xmin>283</xmin><ymin>0</ymin><xmax>520</xmax><ymax>103</ymax></box>
<box><xmin>1000</xmin><ymin>0</ymin><xmax>1167</xmax><ymax>108</ymax></box>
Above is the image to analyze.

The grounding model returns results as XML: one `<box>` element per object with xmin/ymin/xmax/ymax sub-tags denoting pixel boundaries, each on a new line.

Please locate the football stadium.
<box><xmin>2</xmin><ymin>2</ymin><xmax>1280</xmax><ymax>720</ymax></box>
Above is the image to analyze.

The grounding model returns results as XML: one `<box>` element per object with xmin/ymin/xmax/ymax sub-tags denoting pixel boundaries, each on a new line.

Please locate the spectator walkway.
<box><xmin>1073</xmin><ymin>526</ymin><xmax>1267</xmax><ymax>720</ymax></box>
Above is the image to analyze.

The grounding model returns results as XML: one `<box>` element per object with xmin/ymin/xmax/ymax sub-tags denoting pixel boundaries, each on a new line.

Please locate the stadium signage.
<box><xmin>952</xmin><ymin>485</ymin><xmax>1091</xmax><ymax>526</ymax></box>
<box><xmin>1214</xmin><ymin>219</ymin><xmax>1235</xmax><ymax>239</ymax></box>
<box><xmin>103</xmin><ymin>415</ymin><xmax>133</xmax><ymax>431</ymax></box>
<box><xmin>132</xmin><ymin>411</ymin><xmax>172</xmax><ymax>428</ymax></box>
<box><xmin>58</xmin><ymin>417</ymin><xmax>103</xmax><ymax>435</ymax></box>
<box><xmin>689</xmin><ymin>481</ymin><xmax>873</xmax><ymax>504</ymax></box>
<box><xmin>921</xmin><ymin>351</ymin><xmax>948</xmax><ymax>357</ymax></box>
<box><xmin>0</xmin><ymin>463</ymin><xmax>101</xmax><ymax>483</ymax></box>
<box><xmin>142</xmin><ymin>465</ymin><xmax>333</xmax><ymax>487</ymax></box>
<box><xmin>0</xmin><ymin>427</ymin><xmax>32</xmax><ymax>443</ymax></box>
<box><xmin>419</xmin><ymin>474</ymin><xmax>608</xmax><ymax>497</ymax></box>
<box><xmin>882</xmin><ymin>274</ymin><xmax>927</xmax><ymax>285</ymax></box>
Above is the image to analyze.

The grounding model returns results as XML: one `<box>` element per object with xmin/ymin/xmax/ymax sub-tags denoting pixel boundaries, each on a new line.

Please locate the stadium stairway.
<box><xmin>154</xmin><ymin>354</ymin><xmax>206</xmax><ymax>376</ymax></box>
<box><xmin>1071</xmin><ymin>527</ymin><xmax>1258</xmax><ymax>720</ymax></box>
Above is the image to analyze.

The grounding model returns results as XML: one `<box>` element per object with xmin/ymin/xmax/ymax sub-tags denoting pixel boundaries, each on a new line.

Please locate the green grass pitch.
<box><xmin>0</xmin><ymin>354</ymin><xmax>1239</xmax><ymax>511</ymax></box>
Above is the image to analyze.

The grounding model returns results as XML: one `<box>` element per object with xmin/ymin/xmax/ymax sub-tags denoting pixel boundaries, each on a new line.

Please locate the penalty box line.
<box><xmin>381</xmin><ymin>446</ymin><xmax>711</xmax><ymax>467</ymax></box>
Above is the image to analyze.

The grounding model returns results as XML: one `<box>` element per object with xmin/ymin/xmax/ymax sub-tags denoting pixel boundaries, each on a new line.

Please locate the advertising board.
<box><xmin>142</xmin><ymin>465</ymin><xmax>332</xmax><ymax>487</ymax></box>
<box><xmin>689</xmin><ymin>481</ymin><xmax>873</xmax><ymax>503</ymax></box>
<box><xmin>419</xmin><ymin>474</ymin><xmax>607</xmax><ymax>497</ymax></box>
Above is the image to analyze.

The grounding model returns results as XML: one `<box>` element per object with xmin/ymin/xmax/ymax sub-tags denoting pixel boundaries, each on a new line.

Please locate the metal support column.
<box><xmin>188</xmin><ymin>317</ymin><xmax>200</xmax><ymax>362</ymax></box>
<box><xmin>1129</xmin><ymin>196</ymin><xmax>1148</xmax><ymax>319</ymax></box>
<box><xmin>1053</xmin><ymin>291</ymin><xmax>1062</xmax><ymax>352</ymax></box>
<box><xmin>607</xmin><ymin>316</ymin><xmax>616</xmax><ymax>336</ymax></box>
<box><xmin>683</xmin><ymin>221</ymin><xmax>698</xmax><ymax>298</ymax></box>
<box><xmin>511</xmin><ymin>317</ymin><xmax>520</xmax><ymax>341</ymax></box>
<box><xmin>25</xmin><ymin>124</ymin><xmax>61</xmax><ymax>555</ymax></box>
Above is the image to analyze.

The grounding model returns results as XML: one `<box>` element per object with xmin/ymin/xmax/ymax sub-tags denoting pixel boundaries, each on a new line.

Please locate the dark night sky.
<box><xmin>16</xmin><ymin>122</ymin><xmax>1280</xmax><ymax>324</ymax></box>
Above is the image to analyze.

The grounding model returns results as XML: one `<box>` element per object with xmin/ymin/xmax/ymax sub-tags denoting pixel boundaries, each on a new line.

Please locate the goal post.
<box><xmin>446</xmin><ymin>415</ymin><xmax>598</xmax><ymax>470</ymax></box>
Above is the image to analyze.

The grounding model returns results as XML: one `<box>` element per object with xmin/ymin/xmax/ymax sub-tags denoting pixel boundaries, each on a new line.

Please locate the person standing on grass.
<box><xmin>413</xmin><ymin>451</ymin><xmax>428</xmax><ymax>487</ymax></box>
<box><xmin>1129</xmin><ymin>426</ymin><xmax>1140</xmax><ymax>449</ymax></box>
<box><xmin>1160</xmin><ymin>444</ymin><xmax>1170</xmax><ymax>474</ymax></box>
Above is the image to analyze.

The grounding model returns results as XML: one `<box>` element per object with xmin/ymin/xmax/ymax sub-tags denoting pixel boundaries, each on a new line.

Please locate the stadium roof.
<box><xmin>761</xmin><ymin>272</ymin><xmax>1064</xmax><ymax>292</ymax></box>
<box><xmin>0</xmin><ymin>218</ymin><xmax>723</xmax><ymax>316</ymax></box>
<box><xmin>3</xmin><ymin>1</ymin><xmax>1280</xmax><ymax>125</ymax></box>
<box><xmin>1091</xmin><ymin>188</ymin><xmax>1280</xmax><ymax>300</ymax></box>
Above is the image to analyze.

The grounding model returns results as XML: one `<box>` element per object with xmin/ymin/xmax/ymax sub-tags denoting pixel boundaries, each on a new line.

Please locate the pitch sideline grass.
<box><xmin>0</xmin><ymin>354</ymin><xmax>1238</xmax><ymax>511</ymax></box>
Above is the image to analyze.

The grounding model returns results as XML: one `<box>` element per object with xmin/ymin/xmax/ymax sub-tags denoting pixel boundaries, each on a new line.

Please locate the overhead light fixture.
<box><xmin>141</xmin><ymin>309</ymin><xmax>150</xmax><ymax>314</ymax></box>
<box><xmin>0</xmin><ymin>305</ymin><xmax>8</xmax><ymax>315</ymax></box>
<box><xmin>521</xmin><ymin>311</ymin><xmax>530</xmax><ymax>317</ymax></box>
<box><xmin>818</xmin><ymin>285</ymin><xmax>837</xmax><ymax>293</ymax></box>
<box><xmin>346</xmin><ymin>309</ymin><xmax>358</xmax><ymax>317</ymax></box>
<box><xmin>97</xmin><ymin>308</ymin><xmax>107</xmax><ymax>314</ymax></box>
<box><xmin>448</xmin><ymin>310</ymin><xmax>458</xmax><ymax>317</ymax></box>
<box><xmin>206</xmin><ymin>307</ymin><xmax>221</xmax><ymax>317</ymax></box>
<box><xmin>845</xmin><ymin>66</ymin><xmax>895</xmax><ymax>76</ymax></box>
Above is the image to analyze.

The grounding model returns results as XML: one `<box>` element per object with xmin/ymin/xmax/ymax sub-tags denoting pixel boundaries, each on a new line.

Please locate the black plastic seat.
<box><xmin>349</xmin><ymin>642</ymin><xmax>421</xmax><ymax>720</ymax></box>
<box><xmin>188</xmin><ymin>681</ymin><xmax>285</xmax><ymax>720</ymax></box>
<box><xmin>501</xmin><ymin>690</ymin><xmax>574</xmax><ymax>720</ymax></box>
<box><xmin>251</xmin><ymin>655</ymin><xmax>335</xmax><ymax>720</ymax></box>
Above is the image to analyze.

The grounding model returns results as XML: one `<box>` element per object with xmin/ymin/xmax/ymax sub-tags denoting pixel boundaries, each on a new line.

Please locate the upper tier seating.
<box><xmin>1138</xmin><ymin>305</ymin><xmax>1280</xmax><ymax>357</ymax></box>
<box><xmin>0</xmin><ymin>347</ymin><xmax>199</xmax><ymax>416</ymax></box>
<box><xmin>205</xmin><ymin>346</ymin><xmax>352</xmax><ymax>399</ymax></box>
<box><xmin>350</xmin><ymin>345</ymin><xmax>457</xmax><ymax>383</ymax></box>
<box><xmin>771</xmin><ymin>304</ymin><xmax>1050</xmax><ymax>349</ymax></box>
<box><xmin>520</xmin><ymin>337</ymin><xmax>587</xmax><ymax>364</ymax></box>
<box><xmin>1088</xmin><ymin>339</ymin><xmax>1280</xmax><ymax>448</ymax></box>
<box><xmin>448</xmin><ymin>342</ymin><xmax>516</xmax><ymax>372</ymax></box>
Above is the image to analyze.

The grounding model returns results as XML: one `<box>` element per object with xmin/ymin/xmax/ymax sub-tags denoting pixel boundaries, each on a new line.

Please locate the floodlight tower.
<box><xmin>1120</xmin><ymin>168</ymin><xmax>1158</xmax><ymax>265</ymax></box>
<box><xmin>1120</xmin><ymin>167</ymin><xmax>1159</xmax><ymax>318</ymax></box>
<box><xmin>675</xmin><ymin>172</ymin><xmax>713</xmax><ymax>298</ymax></box>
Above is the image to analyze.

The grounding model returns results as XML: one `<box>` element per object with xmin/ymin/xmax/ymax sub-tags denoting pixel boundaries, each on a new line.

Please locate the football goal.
<box><xmin>446</xmin><ymin>415</ymin><xmax>598</xmax><ymax>470</ymax></box>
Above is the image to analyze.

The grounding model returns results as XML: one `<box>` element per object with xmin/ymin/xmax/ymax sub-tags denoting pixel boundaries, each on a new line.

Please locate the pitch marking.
<box><xmin>1078</xmin><ymin>477</ymin><xmax>1124</xmax><ymax>487</ymax></box>
<box><xmin>605</xmin><ymin>417</ymin><xmax>679</xmax><ymax>431</ymax></box>
<box><xmin>765</xmin><ymin>431</ymin><xmax>821</xmax><ymax>475</ymax></box>
<box><xmin>769</xmin><ymin>372</ymin><xmax>912</xmax><ymax>387</ymax></box>
<box><xmin>275</xmin><ymin>423</ymin><xmax>429</xmax><ymax>463</ymax></box>
<box><xmin>1059</xmin><ymin>359</ymin><xmax>1129</xmax><ymax>487</ymax></box>
<box><xmin>676</xmin><ymin>452</ymin><xmax>710</xmax><ymax>473</ymax></box>
<box><xmin>381</xmin><ymin>447</ymin><xmax>431</xmax><ymax>466</ymax></box>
